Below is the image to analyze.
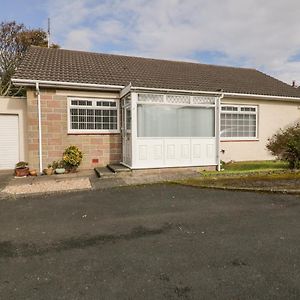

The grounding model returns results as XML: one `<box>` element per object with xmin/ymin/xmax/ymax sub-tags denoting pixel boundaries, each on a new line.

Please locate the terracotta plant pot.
<box><xmin>15</xmin><ymin>167</ymin><xmax>29</xmax><ymax>177</ymax></box>
<box><xmin>29</xmin><ymin>169</ymin><xmax>37</xmax><ymax>176</ymax></box>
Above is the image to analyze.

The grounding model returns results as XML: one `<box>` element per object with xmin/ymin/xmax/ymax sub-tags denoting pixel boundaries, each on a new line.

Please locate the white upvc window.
<box><xmin>68</xmin><ymin>98</ymin><xmax>119</xmax><ymax>134</ymax></box>
<box><xmin>220</xmin><ymin>105</ymin><xmax>258</xmax><ymax>140</ymax></box>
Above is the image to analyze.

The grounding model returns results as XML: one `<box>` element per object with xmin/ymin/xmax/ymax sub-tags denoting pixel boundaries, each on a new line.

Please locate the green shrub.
<box><xmin>266</xmin><ymin>123</ymin><xmax>300</xmax><ymax>169</ymax></box>
<box><xmin>51</xmin><ymin>160</ymin><xmax>65</xmax><ymax>169</ymax></box>
<box><xmin>15</xmin><ymin>161</ymin><xmax>28</xmax><ymax>169</ymax></box>
<box><xmin>62</xmin><ymin>145</ymin><xmax>83</xmax><ymax>170</ymax></box>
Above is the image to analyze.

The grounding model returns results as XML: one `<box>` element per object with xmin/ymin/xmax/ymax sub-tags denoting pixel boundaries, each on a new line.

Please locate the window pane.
<box><xmin>137</xmin><ymin>104</ymin><xmax>215</xmax><ymax>137</ymax></box>
<box><xmin>222</xmin><ymin>106</ymin><xmax>238</xmax><ymax>112</ymax></box>
<box><xmin>126</xmin><ymin>108</ymin><xmax>131</xmax><ymax>130</ymax></box>
<box><xmin>71</xmin><ymin>123</ymin><xmax>78</xmax><ymax>129</ymax></box>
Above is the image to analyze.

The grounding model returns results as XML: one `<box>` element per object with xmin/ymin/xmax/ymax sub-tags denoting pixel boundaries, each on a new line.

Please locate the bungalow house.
<box><xmin>1</xmin><ymin>46</ymin><xmax>300</xmax><ymax>172</ymax></box>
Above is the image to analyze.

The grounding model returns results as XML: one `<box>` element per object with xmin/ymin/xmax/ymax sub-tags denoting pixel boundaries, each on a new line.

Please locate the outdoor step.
<box><xmin>107</xmin><ymin>164</ymin><xmax>131</xmax><ymax>173</ymax></box>
<box><xmin>94</xmin><ymin>167</ymin><xmax>116</xmax><ymax>178</ymax></box>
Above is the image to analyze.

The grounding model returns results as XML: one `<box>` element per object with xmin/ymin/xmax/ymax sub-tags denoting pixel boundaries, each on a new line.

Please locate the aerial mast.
<box><xmin>47</xmin><ymin>18</ymin><xmax>50</xmax><ymax>48</ymax></box>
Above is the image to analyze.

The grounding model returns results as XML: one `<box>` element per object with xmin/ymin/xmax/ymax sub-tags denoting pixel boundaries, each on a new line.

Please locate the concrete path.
<box><xmin>0</xmin><ymin>168</ymin><xmax>199</xmax><ymax>198</ymax></box>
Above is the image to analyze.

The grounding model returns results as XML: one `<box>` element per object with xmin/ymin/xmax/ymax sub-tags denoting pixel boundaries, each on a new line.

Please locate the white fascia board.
<box><xmin>224</xmin><ymin>92</ymin><xmax>300</xmax><ymax>102</ymax></box>
<box><xmin>131</xmin><ymin>86</ymin><xmax>221</xmax><ymax>96</ymax></box>
<box><xmin>11</xmin><ymin>78</ymin><xmax>124</xmax><ymax>91</ymax></box>
<box><xmin>131</xmin><ymin>86</ymin><xmax>300</xmax><ymax>102</ymax></box>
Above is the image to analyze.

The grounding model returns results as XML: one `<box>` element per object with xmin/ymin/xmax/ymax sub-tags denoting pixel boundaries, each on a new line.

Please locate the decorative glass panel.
<box><xmin>138</xmin><ymin>93</ymin><xmax>164</xmax><ymax>103</ymax></box>
<box><xmin>192</xmin><ymin>96</ymin><xmax>215</xmax><ymax>105</ymax></box>
<box><xmin>166</xmin><ymin>95</ymin><xmax>190</xmax><ymax>104</ymax></box>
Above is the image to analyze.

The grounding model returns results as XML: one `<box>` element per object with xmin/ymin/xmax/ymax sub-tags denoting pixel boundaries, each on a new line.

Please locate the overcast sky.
<box><xmin>1</xmin><ymin>0</ymin><xmax>300</xmax><ymax>85</ymax></box>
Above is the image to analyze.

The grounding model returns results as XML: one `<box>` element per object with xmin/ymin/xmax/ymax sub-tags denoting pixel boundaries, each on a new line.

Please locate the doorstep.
<box><xmin>107</xmin><ymin>164</ymin><xmax>131</xmax><ymax>173</ymax></box>
<box><xmin>94</xmin><ymin>164</ymin><xmax>131</xmax><ymax>178</ymax></box>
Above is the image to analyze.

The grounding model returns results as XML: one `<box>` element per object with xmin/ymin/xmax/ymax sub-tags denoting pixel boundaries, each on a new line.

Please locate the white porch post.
<box><xmin>131</xmin><ymin>92</ymin><xmax>138</xmax><ymax>168</ymax></box>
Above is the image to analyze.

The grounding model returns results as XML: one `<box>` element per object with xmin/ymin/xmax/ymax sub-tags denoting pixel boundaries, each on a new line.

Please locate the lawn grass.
<box><xmin>177</xmin><ymin>171</ymin><xmax>300</xmax><ymax>191</ymax></box>
<box><xmin>175</xmin><ymin>161</ymin><xmax>300</xmax><ymax>192</ymax></box>
<box><xmin>202</xmin><ymin>160</ymin><xmax>289</xmax><ymax>177</ymax></box>
<box><xmin>223</xmin><ymin>160</ymin><xmax>288</xmax><ymax>171</ymax></box>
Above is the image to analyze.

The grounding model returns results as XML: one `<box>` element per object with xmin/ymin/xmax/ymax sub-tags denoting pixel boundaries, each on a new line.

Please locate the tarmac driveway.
<box><xmin>0</xmin><ymin>184</ymin><xmax>300</xmax><ymax>299</ymax></box>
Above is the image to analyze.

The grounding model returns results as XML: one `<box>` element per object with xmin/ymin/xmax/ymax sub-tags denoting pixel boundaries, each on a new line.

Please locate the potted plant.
<box><xmin>54</xmin><ymin>160</ymin><xmax>66</xmax><ymax>174</ymax></box>
<box><xmin>15</xmin><ymin>161</ymin><xmax>29</xmax><ymax>177</ymax></box>
<box><xmin>43</xmin><ymin>163</ymin><xmax>53</xmax><ymax>175</ymax></box>
<box><xmin>63</xmin><ymin>145</ymin><xmax>83</xmax><ymax>172</ymax></box>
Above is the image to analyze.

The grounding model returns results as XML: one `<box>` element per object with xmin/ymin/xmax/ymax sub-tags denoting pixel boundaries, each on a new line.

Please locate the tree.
<box><xmin>0</xmin><ymin>21</ymin><xmax>59</xmax><ymax>96</ymax></box>
<box><xmin>266</xmin><ymin>123</ymin><xmax>300</xmax><ymax>169</ymax></box>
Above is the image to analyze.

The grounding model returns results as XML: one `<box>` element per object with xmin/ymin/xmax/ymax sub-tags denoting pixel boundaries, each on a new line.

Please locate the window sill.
<box><xmin>68</xmin><ymin>131</ymin><xmax>120</xmax><ymax>135</ymax></box>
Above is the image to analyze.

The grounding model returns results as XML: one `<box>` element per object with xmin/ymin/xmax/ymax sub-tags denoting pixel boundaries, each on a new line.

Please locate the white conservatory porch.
<box><xmin>120</xmin><ymin>88</ymin><xmax>221</xmax><ymax>170</ymax></box>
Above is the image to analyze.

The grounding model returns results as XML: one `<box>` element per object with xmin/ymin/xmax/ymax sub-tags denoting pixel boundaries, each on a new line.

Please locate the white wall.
<box><xmin>220</xmin><ymin>97</ymin><xmax>300</xmax><ymax>162</ymax></box>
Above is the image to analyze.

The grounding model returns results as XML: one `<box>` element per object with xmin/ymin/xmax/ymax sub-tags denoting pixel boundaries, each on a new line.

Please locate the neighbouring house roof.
<box><xmin>12</xmin><ymin>46</ymin><xmax>300</xmax><ymax>98</ymax></box>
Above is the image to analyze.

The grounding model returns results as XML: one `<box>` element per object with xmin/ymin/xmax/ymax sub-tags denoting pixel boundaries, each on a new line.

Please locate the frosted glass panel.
<box><xmin>138</xmin><ymin>105</ymin><xmax>215</xmax><ymax>137</ymax></box>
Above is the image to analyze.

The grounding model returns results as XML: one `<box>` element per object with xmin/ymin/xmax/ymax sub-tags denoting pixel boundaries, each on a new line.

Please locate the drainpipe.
<box><xmin>216</xmin><ymin>92</ymin><xmax>224</xmax><ymax>171</ymax></box>
<box><xmin>35</xmin><ymin>82</ymin><xmax>43</xmax><ymax>174</ymax></box>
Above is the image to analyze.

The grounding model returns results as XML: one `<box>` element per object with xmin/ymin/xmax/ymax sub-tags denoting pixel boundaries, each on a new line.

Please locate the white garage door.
<box><xmin>0</xmin><ymin>115</ymin><xmax>19</xmax><ymax>170</ymax></box>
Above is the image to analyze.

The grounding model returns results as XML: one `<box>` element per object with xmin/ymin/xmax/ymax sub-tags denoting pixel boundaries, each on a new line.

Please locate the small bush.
<box><xmin>62</xmin><ymin>145</ymin><xmax>83</xmax><ymax>170</ymax></box>
<box><xmin>51</xmin><ymin>160</ymin><xmax>65</xmax><ymax>169</ymax></box>
<box><xmin>15</xmin><ymin>161</ymin><xmax>28</xmax><ymax>169</ymax></box>
<box><xmin>266</xmin><ymin>123</ymin><xmax>300</xmax><ymax>169</ymax></box>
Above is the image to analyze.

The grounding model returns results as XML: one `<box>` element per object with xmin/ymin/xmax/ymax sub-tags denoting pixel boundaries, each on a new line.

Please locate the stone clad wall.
<box><xmin>26</xmin><ymin>88</ymin><xmax>122</xmax><ymax>170</ymax></box>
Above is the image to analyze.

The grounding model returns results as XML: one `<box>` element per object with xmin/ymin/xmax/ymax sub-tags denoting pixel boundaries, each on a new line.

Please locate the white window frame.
<box><xmin>220</xmin><ymin>104</ymin><xmax>258</xmax><ymax>140</ymax></box>
<box><xmin>67</xmin><ymin>97</ymin><xmax>120</xmax><ymax>134</ymax></box>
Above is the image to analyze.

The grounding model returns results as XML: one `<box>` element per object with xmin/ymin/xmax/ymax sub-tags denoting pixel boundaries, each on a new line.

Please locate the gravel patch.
<box><xmin>2</xmin><ymin>178</ymin><xmax>91</xmax><ymax>195</ymax></box>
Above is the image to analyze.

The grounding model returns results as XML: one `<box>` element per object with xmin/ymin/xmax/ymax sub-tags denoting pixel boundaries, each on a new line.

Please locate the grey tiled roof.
<box><xmin>13</xmin><ymin>46</ymin><xmax>300</xmax><ymax>98</ymax></box>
